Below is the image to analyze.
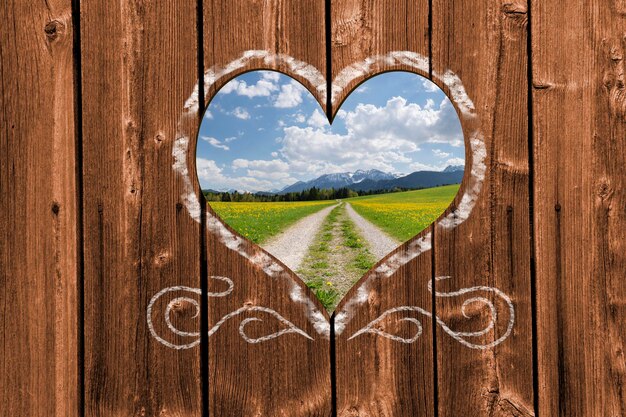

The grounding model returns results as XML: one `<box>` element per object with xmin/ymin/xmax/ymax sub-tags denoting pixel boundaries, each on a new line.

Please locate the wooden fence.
<box><xmin>1</xmin><ymin>0</ymin><xmax>624</xmax><ymax>416</ymax></box>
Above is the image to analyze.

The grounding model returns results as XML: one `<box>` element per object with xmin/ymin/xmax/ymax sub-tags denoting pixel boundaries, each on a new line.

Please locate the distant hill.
<box><xmin>279</xmin><ymin>169</ymin><xmax>397</xmax><ymax>194</ymax></box>
<box><xmin>279</xmin><ymin>165</ymin><xmax>464</xmax><ymax>194</ymax></box>
<box><xmin>443</xmin><ymin>164</ymin><xmax>464</xmax><ymax>173</ymax></box>
<box><xmin>349</xmin><ymin>169</ymin><xmax>463</xmax><ymax>191</ymax></box>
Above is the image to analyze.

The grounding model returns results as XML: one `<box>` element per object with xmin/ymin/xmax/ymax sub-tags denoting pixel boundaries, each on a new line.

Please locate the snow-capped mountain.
<box><xmin>280</xmin><ymin>169</ymin><xmax>397</xmax><ymax>193</ymax></box>
<box><xmin>443</xmin><ymin>164</ymin><xmax>464</xmax><ymax>173</ymax></box>
<box><xmin>351</xmin><ymin>169</ymin><xmax>398</xmax><ymax>183</ymax></box>
<box><xmin>279</xmin><ymin>166</ymin><xmax>464</xmax><ymax>194</ymax></box>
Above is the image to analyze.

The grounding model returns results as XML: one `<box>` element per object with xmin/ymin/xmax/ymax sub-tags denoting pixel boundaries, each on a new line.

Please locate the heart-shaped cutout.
<box><xmin>197</xmin><ymin>71</ymin><xmax>465</xmax><ymax>311</ymax></box>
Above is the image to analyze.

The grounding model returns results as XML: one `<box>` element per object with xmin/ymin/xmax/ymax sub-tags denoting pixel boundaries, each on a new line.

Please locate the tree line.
<box><xmin>203</xmin><ymin>186</ymin><xmax>417</xmax><ymax>202</ymax></box>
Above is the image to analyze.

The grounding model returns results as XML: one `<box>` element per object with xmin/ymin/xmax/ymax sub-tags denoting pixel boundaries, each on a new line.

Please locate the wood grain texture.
<box><xmin>203</xmin><ymin>1</ymin><xmax>332</xmax><ymax>416</ymax></box>
<box><xmin>0</xmin><ymin>0</ymin><xmax>78</xmax><ymax>416</ymax></box>
<box><xmin>431</xmin><ymin>0</ymin><xmax>534</xmax><ymax>416</ymax></box>
<box><xmin>532</xmin><ymin>0</ymin><xmax>626</xmax><ymax>415</ymax></box>
<box><xmin>330</xmin><ymin>1</ymin><xmax>435</xmax><ymax>416</ymax></box>
<box><xmin>204</xmin><ymin>0</ymin><xmax>327</xmax><ymax>112</ymax></box>
<box><xmin>330</xmin><ymin>0</ymin><xmax>429</xmax><ymax>113</ymax></box>
<box><xmin>81</xmin><ymin>0</ymin><xmax>202</xmax><ymax>415</ymax></box>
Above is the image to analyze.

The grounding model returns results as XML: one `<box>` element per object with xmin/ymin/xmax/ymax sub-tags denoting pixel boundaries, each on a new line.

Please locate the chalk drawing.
<box><xmin>348</xmin><ymin>276</ymin><xmax>515</xmax><ymax>349</ymax></box>
<box><xmin>167</xmin><ymin>50</ymin><xmax>508</xmax><ymax>344</ymax></box>
<box><xmin>147</xmin><ymin>275</ymin><xmax>312</xmax><ymax>349</ymax></box>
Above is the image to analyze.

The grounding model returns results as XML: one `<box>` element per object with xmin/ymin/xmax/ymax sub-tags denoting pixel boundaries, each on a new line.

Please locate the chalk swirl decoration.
<box><xmin>348</xmin><ymin>276</ymin><xmax>515</xmax><ymax>349</ymax></box>
<box><xmin>147</xmin><ymin>276</ymin><xmax>313</xmax><ymax>349</ymax></box>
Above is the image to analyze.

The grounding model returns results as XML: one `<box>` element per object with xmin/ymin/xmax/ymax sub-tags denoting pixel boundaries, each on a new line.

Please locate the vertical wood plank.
<box><xmin>204</xmin><ymin>0</ymin><xmax>328</xmax><ymax>111</ymax></box>
<box><xmin>81</xmin><ymin>0</ymin><xmax>202</xmax><ymax>415</ymax></box>
<box><xmin>532</xmin><ymin>0</ymin><xmax>626</xmax><ymax>415</ymax></box>
<box><xmin>330</xmin><ymin>0</ymin><xmax>430</xmax><ymax>110</ymax></box>
<box><xmin>0</xmin><ymin>0</ymin><xmax>78</xmax><ymax>416</ymax></box>
<box><xmin>203</xmin><ymin>1</ymin><xmax>333</xmax><ymax>415</ymax></box>
<box><xmin>329</xmin><ymin>2</ymin><xmax>434</xmax><ymax>416</ymax></box>
<box><xmin>431</xmin><ymin>0</ymin><xmax>535</xmax><ymax>415</ymax></box>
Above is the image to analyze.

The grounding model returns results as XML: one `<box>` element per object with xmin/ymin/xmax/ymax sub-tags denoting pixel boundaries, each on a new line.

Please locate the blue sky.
<box><xmin>196</xmin><ymin>71</ymin><xmax>464</xmax><ymax>192</ymax></box>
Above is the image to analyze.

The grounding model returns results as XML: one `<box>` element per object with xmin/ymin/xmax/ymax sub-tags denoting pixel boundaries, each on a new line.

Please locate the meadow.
<box><xmin>209</xmin><ymin>200</ymin><xmax>335</xmax><ymax>244</ymax></box>
<box><xmin>345</xmin><ymin>184</ymin><xmax>460</xmax><ymax>241</ymax></box>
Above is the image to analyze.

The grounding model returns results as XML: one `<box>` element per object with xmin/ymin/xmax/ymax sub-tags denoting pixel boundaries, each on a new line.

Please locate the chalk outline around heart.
<box><xmin>148</xmin><ymin>50</ymin><xmax>513</xmax><ymax>349</ymax></box>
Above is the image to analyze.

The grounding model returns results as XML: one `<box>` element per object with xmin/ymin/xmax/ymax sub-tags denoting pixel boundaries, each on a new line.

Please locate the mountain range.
<box><xmin>278</xmin><ymin>166</ymin><xmax>464</xmax><ymax>194</ymax></box>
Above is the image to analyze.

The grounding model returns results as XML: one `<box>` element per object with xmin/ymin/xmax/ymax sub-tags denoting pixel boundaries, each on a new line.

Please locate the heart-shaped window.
<box><xmin>197</xmin><ymin>71</ymin><xmax>465</xmax><ymax>311</ymax></box>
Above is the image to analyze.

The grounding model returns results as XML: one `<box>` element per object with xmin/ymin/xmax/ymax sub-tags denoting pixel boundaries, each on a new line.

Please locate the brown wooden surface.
<box><xmin>203</xmin><ymin>1</ymin><xmax>332</xmax><ymax>416</ymax></box>
<box><xmin>330</xmin><ymin>0</ymin><xmax>429</xmax><ymax>111</ymax></box>
<box><xmin>330</xmin><ymin>1</ymin><xmax>436</xmax><ymax>416</ymax></box>
<box><xmin>2</xmin><ymin>0</ymin><xmax>626</xmax><ymax>416</ymax></box>
<box><xmin>431</xmin><ymin>0</ymin><xmax>535</xmax><ymax>416</ymax></box>
<box><xmin>0</xmin><ymin>1</ymin><xmax>78</xmax><ymax>416</ymax></box>
<box><xmin>80</xmin><ymin>0</ymin><xmax>202</xmax><ymax>415</ymax></box>
<box><xmin>532</xmin><ymin>0</ymin><xmax>626</xmax><ymax>415</ymax></box>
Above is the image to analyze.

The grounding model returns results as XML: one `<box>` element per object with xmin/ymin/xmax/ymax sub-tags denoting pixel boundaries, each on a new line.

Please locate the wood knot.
<box><xmin>44</xmin><ymin>20</ymin><xmax>65</xmax><ymax>41</ymax></box>
<box><xmin>51</xmin><ymin>202</ymin><xmax>60</xmax><ymax>215</ymax></box>
<box><xmin>596</xmin><ymin>180</ymin><xmax>614</xmax><ymax>201</ymax></box>
<box><xmin>502</xmin><ymin>1</ymin><xmax>528</xmax><ymax>26</ymax></box>
<box><xmin>603</xmin><ymin>37</ymin><xmax>626</xmax><ymax>120</ymax></box>
<box><xmin>153</xmin><ymin>251</ymin><xmax>171</xmax><ymax>266</ymax></box>
<box><xmin>555</xmin><ymin>203</ymin><xmax>561</xmax><ymax>212</ymax></box>
<box><xmin>533</xmin><ymin>81</ymin><xmax>553</xmax><ymax>90</ymax></box>
<box><xmin>502</xmin><ymin>2</ymin><xmax>527</xmax><ymax>15</ymax></box>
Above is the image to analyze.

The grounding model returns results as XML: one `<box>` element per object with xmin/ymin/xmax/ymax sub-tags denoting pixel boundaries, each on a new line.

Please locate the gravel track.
<box><xmin>345</xmin><ymin>203</ymin><xmax>401</xmax><ymax>259</ymax></box>
<box><xmin>262</xmin><ymin>203</ymin><xmax>339</xmax><ymax>271</ymax></box>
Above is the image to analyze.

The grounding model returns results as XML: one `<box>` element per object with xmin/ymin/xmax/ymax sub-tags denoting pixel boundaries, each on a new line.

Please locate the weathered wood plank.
<box><xmin>203</xmin><ymin>1</ymin><xmax>332</xmax><ymax>415</ymax></box>
<box><xmin>0</xmin><ymin>0</ymin><xmax>78</xmax><ymax>416</ymax></box>
<box><xmin>431</xmin><ymin>0</ymin><xmax>534</xmax><ymax>415</ymax></box>
<box><xmin>81</xmin><ymin>0</ymin><xmax>202</xmax><ymax>415</ymax></box>
<box><xmin>330</xmin><ymin>1</ymin><xmax>435</xmax><ymax>416</ymax></box>
<box><xmin>532</xmin><ymin>0</ymin><xmax>626</xmax><ymax>415</ymax></box>
<box><xmin>204</xmin><ymin>0</ymin><xmax>327</xmax><ymax>112</ymax></box>
<box><xmin>330</xmin><ymin>0</ymin><xmax>429</xmax><ymax>111</ymax></box>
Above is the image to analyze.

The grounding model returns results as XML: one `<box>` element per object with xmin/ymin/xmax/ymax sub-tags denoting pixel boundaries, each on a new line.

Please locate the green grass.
<box><xmin>209</xmin><ymin>200</ymin><xmax>335</xmax><ymax>244</ymax></box>
<box><xmin>298</xmin><ymin>206</ymin><xmax>343</xmax><ymax>310</ymax></box>
<box><xmin>345</xmin><ymin>184</ymin><xmax>460</xmax><ymax>241</ymax></box>
<box><xmin>340</xmin><ymin>215</ymin><xmax>376</xmax><ymax>274</ymax></box>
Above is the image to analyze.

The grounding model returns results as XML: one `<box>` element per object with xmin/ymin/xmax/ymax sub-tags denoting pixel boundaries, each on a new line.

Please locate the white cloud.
<box><xmin>197</xmin><ymin>159</ymin><xmax>224</xmax><ymax>181</ymax></box>
<box><xmin>201</xmin><ymin>136</ymin><xmax>229</xmax><ymax>151</ymax></box>
<box><xmin>260</xmin><ymin>71</ymin><xmax>280</xmax><ymax>82</ymax></box>
<box><xmin>232</xmin><ymin>158</ymin><xmax>290</xmax><ymax>172</ymax></box>
<box><xmin>274</xmin><ymin>80</ymin><xmax>305</xmax><ymax>108</ymax></box>
<box><xmin>277</xmin><ymin>96</ymin><xmax>464</xmax><ymax>177</ymax></box>
<box><xmin>445</xmin><ymin>157</ymin><xmax>465</xmax><ymax>166</ymax></box>
<box><xmin>198</xmin><ymin>158</ymin><xmax>294</xmax><ymax>192</ymax></box>
<box><xmin>355</xmin><ymin>85</ymin><xmax>369</xmax><ymax>94</ymax></box>
<box><xmin>220</xmin><ymin>76</ymin><xmax>278</xmax><ymax>98</ymax></box>
<box><xmin>294</xmin><ymin>113</ymin><xmax>306</xmax><ymax>123</ymax></box>
<box><xmin>271</xmin><ymin>151</ymin><xmax>278</xmax><ymax>157</ymax></box>
<box><xmin>230</xmin><ymin>106</ymin><xmax>250</xmax><ymax>120</ymax></box>
<box><xmin>204</xmin><ymin>110</ymin><xmax>213</xmax><ymax>119</ymax></box>
<box><xmin>433</xmin><ymin>149</ymin><xmax>450</xmax><ymax>158</ymax></box>
<box><xmin>422</xmin><ymin>79</ymin><xmax>439</xmax><ymax>92</ymax></box>
<box><xmin>410</xmin><ymin>162</ymin><xmax>441</xmax><ymax>171</ymax></box>
<box><xmin>307</xmin><ymin>109</ymin><xmax>327</xmax><ymax>128</ymax></box>
<box><xmin>224</xmin><ymin>136</ymin><xmax>237</xmax><ymax>143</ymax></box>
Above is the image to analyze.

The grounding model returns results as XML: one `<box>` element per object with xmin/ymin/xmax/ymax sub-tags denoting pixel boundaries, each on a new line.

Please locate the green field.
<box><xmin>345</xmin><ymin>184</ymin><xmax>460</xmax><ymax>241</ymax></box>
<box><xmin>209</xmin><ymin>200</ymin><xmax>335</xmax><ymax>244</ymax></box>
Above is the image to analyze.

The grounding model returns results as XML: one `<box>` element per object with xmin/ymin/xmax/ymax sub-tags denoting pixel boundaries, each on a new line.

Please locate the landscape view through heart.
<box><xmin>197</xmin><ymin>71</ymin><xmax>464</xmax><ymax>310</ymax></box>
